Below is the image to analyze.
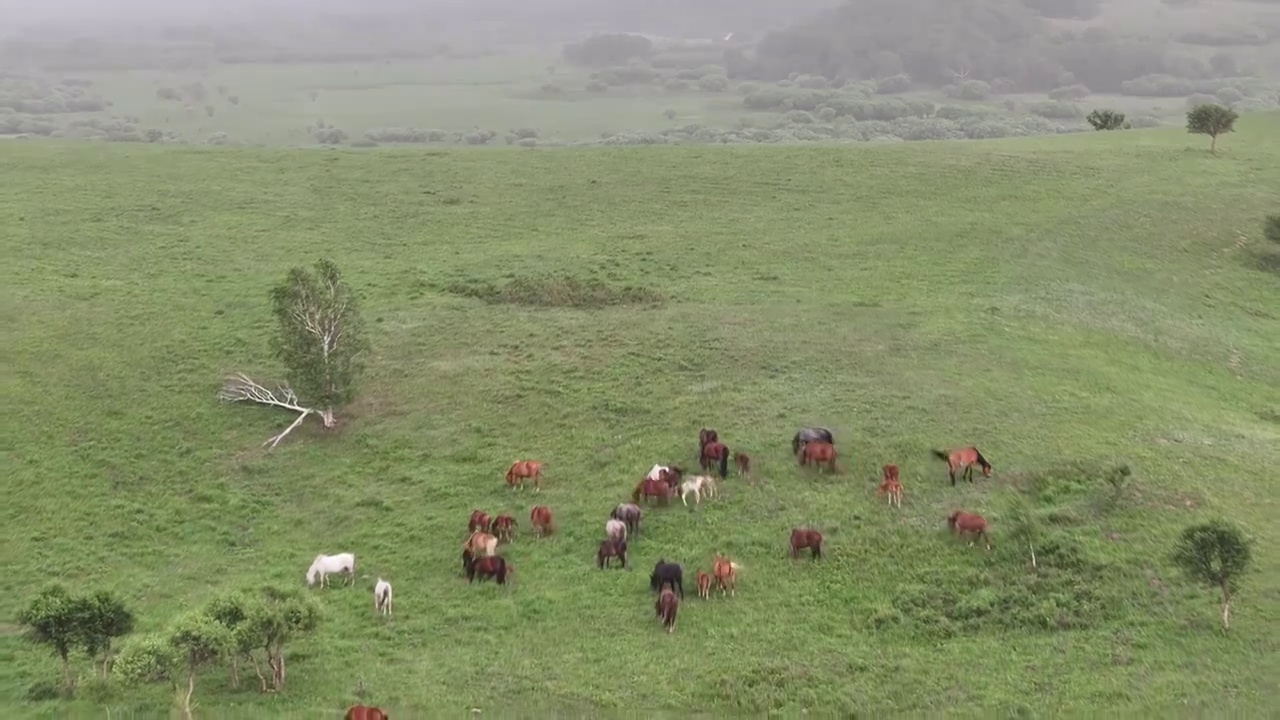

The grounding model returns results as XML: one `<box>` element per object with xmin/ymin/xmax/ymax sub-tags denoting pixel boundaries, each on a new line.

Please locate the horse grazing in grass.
<box><xmin>655</xmin><ymin>588</ymin><xmax>679</xmax><ymax>633</ymax></box>
<box><xmin>468</xmin><ymin>510</ymin><xmax>493</xmax><ymax>534</ymax></box>
<box><xmin>306</xmin><ymin>552</ymin><xmax>355</xmax><ymax>588</ymax></box>
<box><xmin>680</xmin><ymin>475</ymin><xmax>718</xmax><ymax>506</ymax></box>
<box><xmin>790</xmin><ymin>529</ymin><xmax>824</xmax><ymax>560</ymax></box>
<box><xmin>698</xmin><ymin>428</ymin><xmax>718</xmax><ymax>456</ymax></box>
<box><xmin>464</xmin><ymin>531</ymin><xmax>498</xmax><ymax>558</ymax></box>
<box><xmin>700</xmin><ymin>440</ymin><xmax>730</xmax><ymax>479</ymax></box>
<box><xmin>650</xmin><ymin>559</ymin><xmax>684</xmax><ymax>598</ymax></box>
<box><xmin>492</xmin><ymin>514</ymin><xmax>517</xmax><ymax>542</ymax></box>
<box><xmin>506</xmin><ymin>460</ymin><xmax>543</xmax><ymax>491</ymax></box>
<box><xmin>633</xmin><ymin>478</ymin><xmax>673</xmax><ymax>505</ymax></box>
<box><xmin>346</xmin><ymin>706</ymin><xmax>388</xmax><ymax>720</ymax></box>
<box><xmin>947</xmin><ymin>510</ymin><xmax>992</xmax><ymax>550</ymax></box>
<box><xmin>932</xmin><ymin>447</ymin><xmax>992</xmax><ymax>486</ymax></box>
<box><xmin>712</xmin><ymin>554</ymin><xmax>740</xmax><ymax>597</ymax></box>
<box><xmin>878</xmin><ymin>464</ymin><xmax>904</xmax><ymax>509</ymax></box>
<box><xmin>798</xmin><ymin>441</ymin><xmax>838</xmax><ymax>473</ymax></box>
<box><xmin>530</xmin><ymin>505</ymin><xmax>553</xmax><ymax>537</ymax></box>
<box><xmin>606</xmin><ymin>518</ymin><xmax>628</xmax><ymax>542</ymax></box>
<box><xmin>733</xmin><ymin>452</ymin><xmax>752</xmax><ymax>477</ymax></box>
<box><xmin>466</xmin><ymin>554</ymin><xmax>511</xmax><ymax>584</ymax></box>
<box><xmin>373</xmin><ymin>578</ymin><xmax>393</xmax><ymax>616</ymax></box>
<box><xmin>792</xmin><ymin>427</ymin><xmax>834</xmax><ymax>456</ymax></box>
<box><xmin>611</xmin><ymin>503</ymin><xmax>643</xmax><ymax>537</ymax></box>
<box><xmin>696</xmin><ymin>571</ymin><xmax>712</xmax><ymax>599</ymax></box>
<box><xmin>597</xmin><ymin>538</ymin><xmax>628</xmax><ymax>569</ymax></box>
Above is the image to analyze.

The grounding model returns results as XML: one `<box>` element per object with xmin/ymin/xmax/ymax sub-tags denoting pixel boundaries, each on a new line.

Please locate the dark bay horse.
<box><xmin>700</xmin><ymin>440</ymin><xmax>730</xmax><ymax>479</ymax></box>
<box><xmin>798</xmin><ymin>441</ymin><xmax>838</xmax><ymax>472</ymax></box>
<box><xmin>465</xmin><ymin>555</ymin><xmax>511</xmax><ymax>584</ymax></box>
<box><xmin>790</xmin><ymin>528</ymin><xmax>824</xmax><ymax>560</ymax></box>
<box><xmin>650</xmin><ymin>559</ymin><xmax>684</xmax><ymax>598</ymax></box>
<box><xmin>947</xmin><ymin>511</ymin><xmax>992</xmax><ymax>550</ymax></box>
<box><xmin>932</xmin><ymin>447</ymin><xmax>992</xmax><ymax>486</ymax></box>
<box><xmin>611</xmin><ymin>503</ymin><xmax>643</xmax><ymax>536</ymax></box>
<box><xmin>792</xmin><ymin>427</ymin><xmax>834</xmax><ymax>456</ymax></box>
<box><xmin>597</xmin><ymin>538</ymin><xmax>628</xmax><ymax>569</ymax></box>
<box><xmin>698</xmin><ymin>428</ymin><xmax>718</xmax><ymax>456</ymax></box>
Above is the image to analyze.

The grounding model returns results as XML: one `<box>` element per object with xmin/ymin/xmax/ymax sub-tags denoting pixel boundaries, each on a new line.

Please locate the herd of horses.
<box><xmin>336</xmin><ymin>426</ymin><xmax>995</xmax><ymax>717</ymax></box>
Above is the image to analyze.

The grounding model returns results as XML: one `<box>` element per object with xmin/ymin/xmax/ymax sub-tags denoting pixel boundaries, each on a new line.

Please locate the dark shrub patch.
<box><xmin>446</xmin><ymin>274</ymin><xmax>663</xmax><ymax>309</ymax></box>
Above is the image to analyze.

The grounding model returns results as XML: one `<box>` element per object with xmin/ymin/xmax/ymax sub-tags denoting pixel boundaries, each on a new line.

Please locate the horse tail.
<box><xmin>718</xmin><ymin>449</ymin><xmax>728</xmax><ymax>479</ymax></box>
<box><xmin>931</xmin><ymin>449</ymin><xmax>950</xmax><ymax>462</ymax></box>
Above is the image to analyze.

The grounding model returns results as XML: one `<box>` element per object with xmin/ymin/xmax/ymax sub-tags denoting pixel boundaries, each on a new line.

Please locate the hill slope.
<box><xmin>3</xmin><ymin>118</ymin><xmax>1279</xmax><ymax>716</ymax></box>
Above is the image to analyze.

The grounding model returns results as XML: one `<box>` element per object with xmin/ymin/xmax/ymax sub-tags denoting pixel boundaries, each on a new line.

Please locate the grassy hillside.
<box><xmin>3</xmin><ymin>116</ymin><xmax>1279</xmax><ymax>717</ymax></box>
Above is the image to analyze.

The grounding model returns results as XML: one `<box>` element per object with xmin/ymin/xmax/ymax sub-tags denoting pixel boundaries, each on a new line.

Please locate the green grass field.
<box><xmin>3</xmin><ymin>115</ymin><xmax>1279</xmax><ymax>717</ymax></box>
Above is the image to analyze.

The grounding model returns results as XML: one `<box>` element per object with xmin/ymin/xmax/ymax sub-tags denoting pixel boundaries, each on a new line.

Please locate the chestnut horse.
<box><xmin>464</xmin><ymin>531</ymin><xmax>498</xmax><ymax>558</ymax></box>
<box><xmin>878</xmin><ymin>464</ymin><xmax>904</xmax><ymax>509</ymax></box>
<box><xmin>932</xmin><ymin>447</ymin><xmax>992</xmax><ymax>486</ymax></box>
<box><xmin>492</xmin><ymin>514</ymin><xmax>516</xmax><ymax>542</ymax></box>
<box><xmin>792</xmin><ymin>427</ymin><xmax>835</xmax><ymax>456</ymax></box>
<box><xmin>698</xmin><ymin>428</ymin><xmax>718</xmax><ymax>456</ymax></box>
<box><xmin>530</xmin><ymin>505</ymin><xmax>553</xmax><ymax>537</ymax></box>
<box><xmin>346</xmin><ymin>706</ymin><xmax>388</xmax><ymax>720</ymax></box>
<box><xmin>712</xmin><ymin>554</ymin><xmax>740</xmax><ymax>596</ymax></box>
<box><xmin>597</xmin><ymin>538</ymin><xmax>628</xmax><ymax>569</ymax></box>
<box><xmin>467</xmin><ymin>510</ymin><xmax>492</xmax><ymax>534</ymax></box>
<box><xmin>506</xmin><ymin>460</ymin><xmax>543</xmax><ymax>491</ymax></box>
<box><xmin>466</xmin><ymin>554</ymin><xmax>511</xmax><ymax>584</ymax></box>
<box><xmin>696</xmin><ymin>570</ymin><xmax>712</xmax><ymax>599</ymax></box>
<box><xmin>611</xmin><ymin>503</ymin><xmax>643</xmax><ymax>536</ymax></box>
<box><xmin>790</xmin><ymin>528</ymin><xmax>824</xmax><ymax>559</ymax></box>
<box><xmin>947</xmin><ymin>510</ymin><xmax>992</xmax><ymax>550</ymax></box>
<box><xmin>733</xmin><ymin>452</ymin><xmax>752</xmax><ymax>477</ymax></box>
<box><xmin>700</xmin><ymin>440</ymin><xmax>730</xmax><ymax>479</ymax></box>
<box><xmin>798</xmin><ymin>441</ymin><xmax>838</xmax><ymax>473</ymax></box>
<box><xmin>632</xmin><ymin>478</ymin><xmax>673</xmax><ymax>505</ymax></box>
<box><xmin>655</xmin><ymin>587</ymin><xmax>679</xmax><ymax>633</ymax></box>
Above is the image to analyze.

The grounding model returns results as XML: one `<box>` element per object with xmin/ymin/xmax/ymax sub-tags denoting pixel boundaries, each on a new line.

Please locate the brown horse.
<box><xmin>467</xmin><ymin>510</ymin><xmax>492</xmax><ymax>534</ymax></box>
<box><xmin>698</xmin><ymin>428</ymin><xmax>718</xmax><ymax>456</ymax></box>
<box><xmin>790</xmin><ymin>528</ymin><xmax>824</xmax><ymax>560</ymax></box>
<box><xmin>798</xmin><ymin>441</ymin><xmax>838</xmax><ymax>473</ymax></box>
<box><xmin>696</xmin><ymin>570</ymin><xmax>712</xmax><ymax>599</ymax></box>
<box><xmin>492</xmin><ymin>514</ymin><xmax>517</xmax><ymax>542</ymax></box>
<box><xmin>878</xmin><ymin>464</ymin><xmax>904</xmax><ymax>509</ymax></box>
<box><xmin>611</xmin><ymin>503</ymin><xmax>643</xmax><ymax>536</ymax></box>
<box><xmin>597</xmin><ymin>538</ymin><xmax>628</xmax><ymax>569</ymax></box>
<box><xmin>632</xmin><ymin>478</ymin><xmax>673</xmax><ymax>505</ymax></box>
<box><xmin>530</xmin><ymin>505</ymin><xmax>553</xmax><ymax>537</ymax></box>
<box><xmin>733</xmin><ymin>452</ymin><xmax>752</xmax><ymax>477</ymax></box>
<box><xmin>655</xmin><ymin>587</ymin><xmax>679</xmax><ymax>633</ymax></box>
<box><xmin>466</xmin><ymin>554</ymin><xmax>511</xmax><ymax>584</ymax></box>
<box><xmin>346</xmin><ymin>706</ymin><xmax>388</xmax><ymax>720</ymax></box>
<box><xmin>700</xmin><ymin>440</ymin><xmax>730</xmax><ymax>479</ymax></box>
<box><xmin>947</xmin><ymin>510</ymin><xmax>992</xmax><ymax>550</ymax></box>
<box><xmin>712</xmin><ymin>554</ymin><xmax>740</xmax><ymax>596</ymax></box>
<box><xmin>506</xmin><ymin>460</ymin><xmax>543</xmax><ymax>491</ymax></box>
<box><xmin>464</xmin><ymin>531</ymin><xmax>498</xmax><ymax>558</ymax></box>
<box><xmin>932</xmin><ymin>447</ymin><xmax>992</xmax><ymax>486</ymax></box>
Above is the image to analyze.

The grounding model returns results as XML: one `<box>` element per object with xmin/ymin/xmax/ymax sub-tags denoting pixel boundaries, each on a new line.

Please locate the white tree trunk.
<box><xmin>219</xmin><ymin>374</ymin><xmax>319</xmax><ymax>449</ymax></box>
<box><xmin>1029</xmin><ymin>543</ymin><xmax>1037</xmax><ymax>569</ymax></box>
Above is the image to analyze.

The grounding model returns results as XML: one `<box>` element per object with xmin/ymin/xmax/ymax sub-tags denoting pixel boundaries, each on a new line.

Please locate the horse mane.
<box><xmin>973</xmin><ymin>448</ymin><xmax>991</xmax><ymax>469</ymax></box>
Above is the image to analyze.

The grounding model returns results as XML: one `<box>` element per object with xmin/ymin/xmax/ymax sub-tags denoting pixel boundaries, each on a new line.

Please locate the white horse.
<box><xmin>606</xmin><ymin>518</ymin><xmax>628</xmax><ymax>541</ymax></box>
<box><xmin>680</xmin><ymin>475</ymin><xmax>718</xmax><ymax>506</ymax></box>
<box><xmin>645</xmin><ymin>464</ymin><xmax>671</xmax><ymax>482</ymax></box>
<box><xmin>374</xmin><ymin>578</ymin><xmax>393</xmax><ymax>616</ymax></box>
<box><xmin>306</xmin><ymin>552</ymin><xmax>355</xmax><ymax>588</ymax></box>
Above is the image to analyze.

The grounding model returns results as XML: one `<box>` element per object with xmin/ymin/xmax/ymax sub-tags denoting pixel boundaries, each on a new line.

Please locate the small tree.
<box><xmin>1171</xmin><ymin>520</ymin><xmax>1253</xmax><ymax>632</ymax></box>
<box><xmin>219</xmin><ymin>259</ymin><xmax>368</xmax><ymax>448</ymax></box>
<box><xmin>240</xmin><ymin>586</ymin><xmax>322</xmax><ymax>692</ymax></box>
<box><xmin>1265</xmin><ymin>214</ymin><xmax>1280</xmax><ymax>243</ymax></box>
<box><xmin>117</xmin><ymin>614</ymin><xmax>231</xmax><ymax>720</ymax></box>
<box><xmin>1186</xmin><ymin>103</ymin><xmax>1239</xmax><ymax>154</ymax></box>
<box><xmin>17</xmin><ymin>585</ymin><xmax>87</xmax><ymax>691</ymax></box>
<box><xmin>204</xmin><ymin>593</ymin><xmax>251</xmax><ymax>689</ymax></box>
<box><xmin>1086</xmin><ymin>109</ymin><xmax>1126</xmax><ymax>131</ymax></box>
<box><xmin>78</xmin><ymin>590</ymin><xmax>136</xmax><ymax>678</ymax></box>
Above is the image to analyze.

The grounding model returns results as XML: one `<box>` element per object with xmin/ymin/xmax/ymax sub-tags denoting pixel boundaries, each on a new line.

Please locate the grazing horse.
<box><xmin>464</xmin><ymin>531</ymin><xmax>499</xmax><ymax>558</ymax></box>
<box><xmin>698</xmin><ymin>428</ymin><xmax>718</xmax><ymax>456</ymax></box>
<box><xmin>461</xmin><ymin>548</ymin><xmax>474</xmax><ymax>574</ymax></box>
<box><xmin>792</xmin><ymin>427</ymin><xmax>835</xmax><ymax>456</ymax></box>
<box><xmin>789</xmin><ymin>529</ymin><xmax>824</xmax><ymax>560</ymax></box>
<box><xmin>700</xmin><ymin>440</ymin><xmax>730</xmax><ymax>479</ymax></box>
<box><xmin>611</xmin><ymin>503</ymin><xmax>643</xmax><ymax>537</ymax></box>
<box><xmin>947</xmin><ymin>510</ymin><xmax>993</xmax><ymax>550</ymax></box>
<box><xmin>597</xmin><ymin>538</ymin><xmax>628</xmax><ymax>569</ymax></box>
<box><xmin>798</xmin><ymin>441</ymin><xmax>838</xmax><ymax>473</ymax></box>
<box><xmin>530</xmin><ymin>505</ymin><xmax>553</xmax><ymax>537</ymax></box>
<box><xmin>655</xmin><ymin>588</ymin><xmax>680</xmax><ymax>633</ymax></box>
<box><xmin>346</xmin><ymin>706</ymin><xmax>388</xmax><ymax>720</ymax></box>
<box><xmin>492</xmin><ymin>514</ymin><xmax>517</xmax><ymax>542</ymax></box>
<box><xmin>506</xmin><ymin>460</ymin><xmax>544</xmax><ymax>491</ymax></box>
<box><xmin>306</xmin><ymin>552</ymin><xmax>355</xmax><ymax>588</ymax></box>
<box><xmin>733</xmin><ymin>452</ymin><xmax>752</xmax><ymax>477</ymax></box>
<box><xmin>878</xmin><ymin>464</ymin><xmax>904</xmax><ymax>509</ymax></box>
<box><xmin>465</xmin><ymin>554</ymin><xmax>511</xmax><ymax>584</ymax></box>
<box><xmin>373</xmin><ymin>578</ymin><xmax>393</xmax><ymax>616</ymax></box>
<box><xmin>468</xmin><ymin>510</ymin><xmax>493</xmax><ymax>534</ymax></box>
<box><xmin>932</xmin><ymin>447</ymin><xmax>992</xmax><ymax>486</ymax></box>
<box><xmin>680</xmin><ymin>475</ymin><xmax>718</xmax><ymax>506</ymax></box>
<box><xmin>712</xmin><ymin>554</ymin><xmax>740</xmax><ymax>597</ymax></box>
<box><xmin>696</xmin><ymin>570</ymin><xmax>712</xmax><ymax>599</ymax></box>
<box><xmin>650</xmin><ymin>559</ymin><xmax>684</xmax><ymax>598</ymax></box>
<box><xmin>632</xmin><ymin>478</ymin><xmax>673</xmax><ymax>505</ymax></box>
<box><xmin>605</xmin><ymin>518</ymin><xmax>628</xmax><ymax>542</ymax></box>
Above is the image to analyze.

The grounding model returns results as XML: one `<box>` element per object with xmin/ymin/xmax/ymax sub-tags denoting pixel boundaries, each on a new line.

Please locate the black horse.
<box><xmin>792</xmin><ymin>427</ymin><xmax>835</xmax><ymax>456</ymax></box>
<box><xmin>650</xmin><ymin>559</ymin><xmax>684</xmax><ymax>598</ymax></box>
<box><xmin>611</xmin><ymin>503</ymin><xmax>643</xmax><ymax>537</ymax></box>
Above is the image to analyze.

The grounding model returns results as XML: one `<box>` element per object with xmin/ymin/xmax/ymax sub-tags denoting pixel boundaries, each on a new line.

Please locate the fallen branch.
<box><xmin>218</xmin><ymin>373</ymin><xmax>316</xmax><ymax>449</ymax></box>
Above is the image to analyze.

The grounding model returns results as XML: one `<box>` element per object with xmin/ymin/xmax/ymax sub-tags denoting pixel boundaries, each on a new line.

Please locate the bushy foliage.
<box><xmin>1186</xmin><ymin>103</ymin><xmax>1238</xmax><ymax>152</ymax></box>
<box><xmin>698</xmin><ymin>74</ymin><xmax>730</xmax><ymax>92</ymax></box>
<box><xmin>563</xmin><ymin>34</ymin><xmax>652</xmax><ymax>67</ymax></box>
<box><xmin>1026</xmin><ymin>100</ymin><xmax>1083</xmax><ymax>119</ymax></box>
<box><xmin>364</xmin><ymin>127</ymin><xmax>449</xmax><ymax>143</ymax></box>
<box><xmin>1263</xmin><ymin>215</ymin><xmax>1280</xmax><ymax>243</ymax></box>
<box><xmin>1048</xmin><ymin>83</ymin><xmax>1090</xmax><ymax>100</ymax></box>
<box><xmin>1086</xmin><ymin>109</ymin><xmax>1126</xmax><ymax>131</ymax></box>
<box><xmin>876</xmin><ymin>74</ymin><xmax>912</xmax><ymax>94</ymax></box>
<box><xmin>1171</xmin><ymin>520</ymin><xmax>1253</xmax><ymax>630</ymax></box>
<box><xmin>464</xmin><ymin>129</ymin><xmax>497</xmax><ymax>145</ymax></box>
<box><xmin>313</xmin><ymin>127</ymin><xmax>346</xmax><ymax>145</ymax></box>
